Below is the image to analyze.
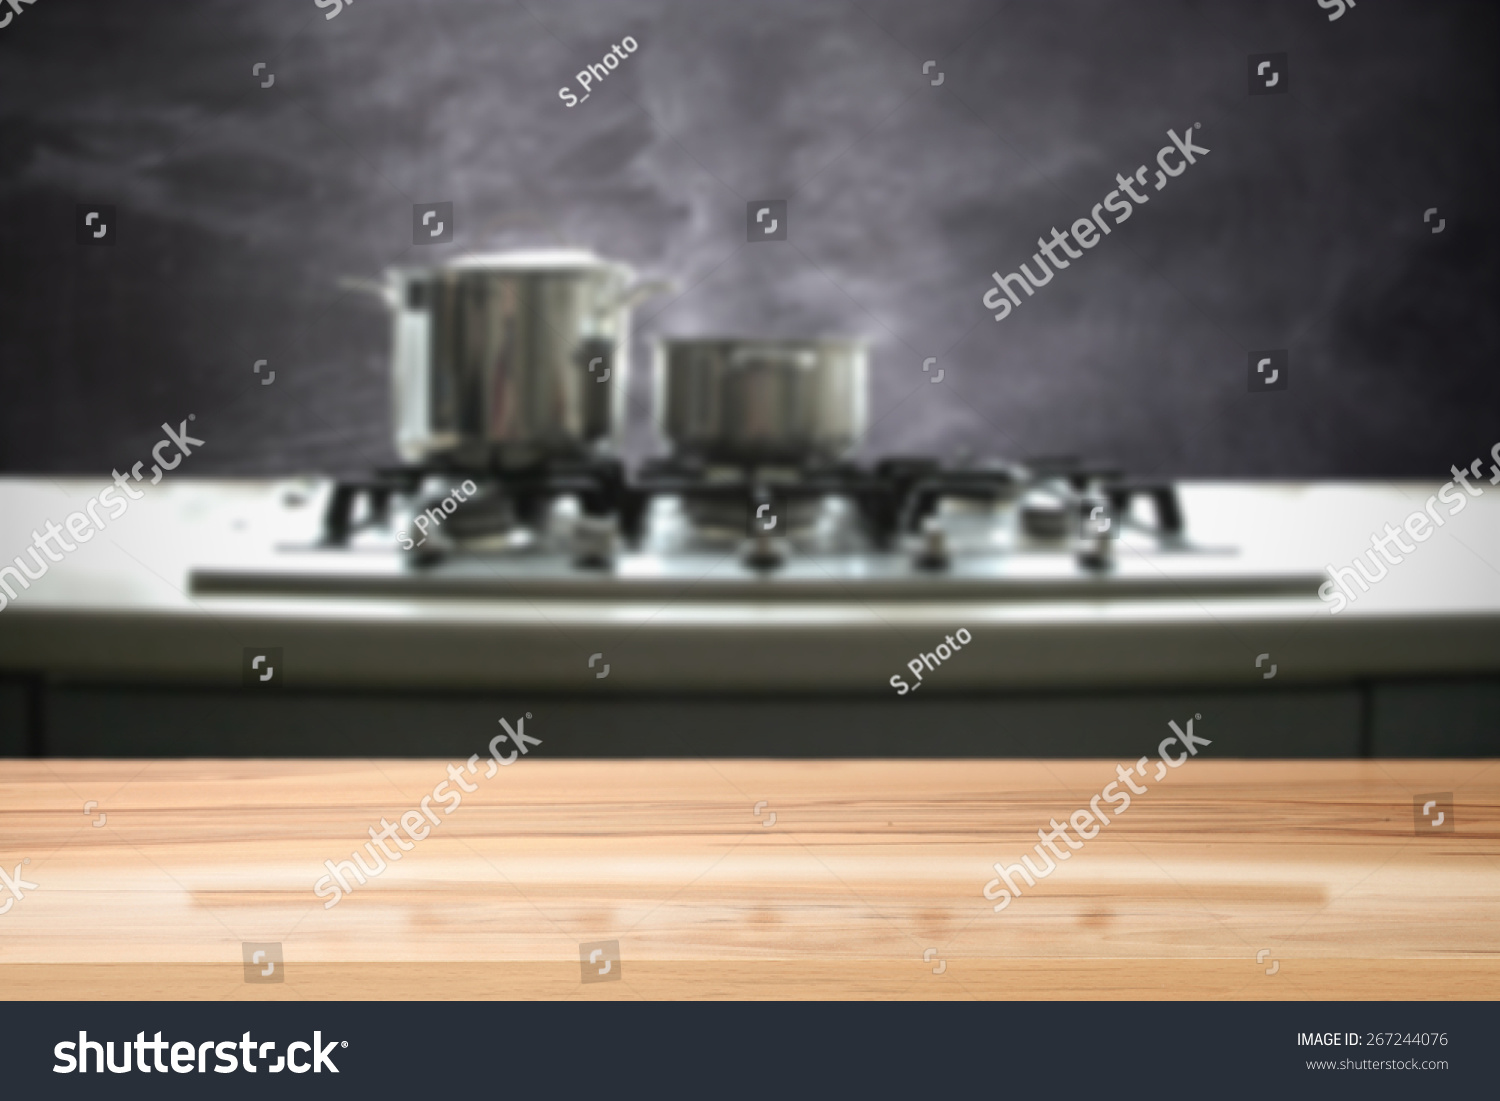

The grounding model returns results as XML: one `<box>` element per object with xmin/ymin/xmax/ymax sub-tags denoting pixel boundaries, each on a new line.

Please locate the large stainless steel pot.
<box><xmin>357</xmin><ymin>250</ymin><xmax>665</xmax><ymax>467</ymax></box>
<box><xmin>654</xmin><ymin>338</ymin><xmax>867</xmax><ymax>463</ymax></box>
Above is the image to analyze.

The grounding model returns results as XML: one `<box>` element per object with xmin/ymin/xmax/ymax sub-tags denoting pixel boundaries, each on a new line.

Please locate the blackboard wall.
<box><xmin>0</xmin><ymin>0</ymin><xmax>1495</xmax><ymax>479</ymax></box>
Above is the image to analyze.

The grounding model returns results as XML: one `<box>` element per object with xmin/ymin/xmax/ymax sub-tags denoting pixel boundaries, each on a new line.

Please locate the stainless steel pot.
<box><xmin>654</xmin><ymin>338</ymin><xmax>867</xmax><ymax>463</ymax></box>
<box><xmin>353</xmin><ymin>250</ymin><xmax>666</xmax><ymax>467</ymax></box>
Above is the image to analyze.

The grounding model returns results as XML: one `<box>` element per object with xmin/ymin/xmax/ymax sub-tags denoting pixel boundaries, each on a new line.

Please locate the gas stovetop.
<box><xmin>187</xmin><ymin>456</ymin><xmax>1324</xmax><ymax>601</ymax></box>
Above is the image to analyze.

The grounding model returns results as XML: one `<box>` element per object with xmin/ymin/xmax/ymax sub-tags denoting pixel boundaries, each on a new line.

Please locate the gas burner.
<box><xmin>630</xmin><ymin>459</ymin><xmax>892</xmax><ymax>557</ymax></box>
<box><xmin>420</xmin><ymin>482</ymin><xmax>512</xmax><ymax>540</ymax></box>
<box><xmin>641</xmin><ymin>491</ymin><xmax>870</xmax><ymax>556</ymax></box>
<box><xmin>304</xmin><ymin>453</ymin><xmax>1188</xmax><ymax>574</ymax></box>
<box><xmin>317</xmin><ymin>459</ymin><xmax>625</xmax><ymax>561</ymax></box>
<box><xmin>190</xmin><ymin>448</ymin><xmax>1339</xmax><ymax>605</ymax></box>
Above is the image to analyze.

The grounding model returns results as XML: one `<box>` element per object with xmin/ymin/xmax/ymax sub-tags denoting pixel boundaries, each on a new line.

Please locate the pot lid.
<box><xmin>446</xmin><ymin>248</ymin><xmax>621</xmax><ymax>271</ymax></box>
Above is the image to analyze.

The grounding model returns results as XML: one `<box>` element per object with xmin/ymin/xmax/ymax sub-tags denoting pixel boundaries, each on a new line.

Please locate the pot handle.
<box><xmin>338</xmin><ymin>276</ymin><xmax>398</xmax><ymax>309</ymax></box>
<box><xmin>612</xmin><ymin>278</ymin><xmax>675</xmax><ymax>312</ymax></box>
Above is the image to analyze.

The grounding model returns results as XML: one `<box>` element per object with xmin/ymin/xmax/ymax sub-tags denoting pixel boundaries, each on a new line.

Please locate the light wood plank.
<box><xmin>1</xmin><ymin>760</ymin><xmax>1495</xmax><ymax>999</ymax></box>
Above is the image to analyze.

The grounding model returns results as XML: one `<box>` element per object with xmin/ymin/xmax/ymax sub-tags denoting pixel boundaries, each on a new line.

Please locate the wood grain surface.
<box><xmin>1</xmin><ymin>759</ymin><xmax>1497</xmax><ymax>1000</ymax></box>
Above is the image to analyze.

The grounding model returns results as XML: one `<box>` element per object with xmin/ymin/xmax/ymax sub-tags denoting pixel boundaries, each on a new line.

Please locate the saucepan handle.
<box><xmin>337</xmin><ymin>276</ymin><xmax>399</xmax><ymax>309</ymax></box>
<box><xmin>612</xmin><ymin>279</ymin><xmax>674</xmax><ymax>311</ymax></box>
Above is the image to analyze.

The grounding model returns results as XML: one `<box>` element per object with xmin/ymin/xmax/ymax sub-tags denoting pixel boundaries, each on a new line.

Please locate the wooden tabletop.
<box><xmin>1</xmin><ymin>759</ymin><xmax>1496</xmax><ymax>1000</ymax></box>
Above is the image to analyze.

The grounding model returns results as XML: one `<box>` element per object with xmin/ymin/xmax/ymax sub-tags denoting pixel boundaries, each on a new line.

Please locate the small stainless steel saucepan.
<box><xmin>654</xmin><ymin>338</ymin><xmax>868</xmax><ymax>464</ymax></box>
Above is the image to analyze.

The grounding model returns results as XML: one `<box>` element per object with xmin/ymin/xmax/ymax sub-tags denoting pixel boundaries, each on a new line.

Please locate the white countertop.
<box><xmin>1</xmin><ymin>477</ymin><xmax>1497</xmax><ymax>690</ymax></box>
